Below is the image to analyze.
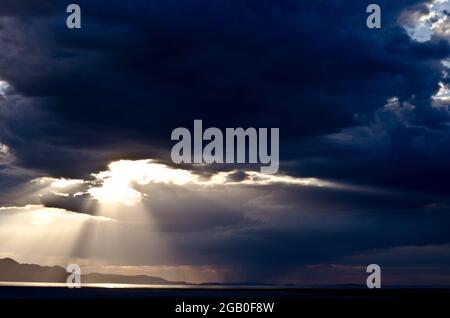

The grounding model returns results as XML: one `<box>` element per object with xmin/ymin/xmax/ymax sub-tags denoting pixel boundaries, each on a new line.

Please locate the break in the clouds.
<box><xmin>401</xmin><ymin>0</ymin><xmax>450</xmax><ymax>42</ymax></box>
<box><xmin>1</xmin><ymin>0</ymin><xmax>450</xmax><ymax>284</ymax></box>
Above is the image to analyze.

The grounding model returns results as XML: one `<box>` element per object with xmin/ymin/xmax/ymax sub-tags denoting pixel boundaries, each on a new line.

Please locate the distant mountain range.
<box><xmin>0</xmin><ymin>258</ymin><xmax>187</xmax><ymax>285</ymax></box>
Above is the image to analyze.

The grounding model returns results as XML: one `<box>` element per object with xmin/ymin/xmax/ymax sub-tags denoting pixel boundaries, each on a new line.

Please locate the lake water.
<box><xmin>0</xmin><ymin>281</ymin><xmax>293</xmax><ymax>289</ymax></box>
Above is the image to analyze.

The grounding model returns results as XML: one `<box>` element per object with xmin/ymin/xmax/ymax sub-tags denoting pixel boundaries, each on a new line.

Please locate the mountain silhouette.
<box><xmin>0</xmin><ymin>258</ymin><xmax>187</xmax><ymax>285</ymax></box>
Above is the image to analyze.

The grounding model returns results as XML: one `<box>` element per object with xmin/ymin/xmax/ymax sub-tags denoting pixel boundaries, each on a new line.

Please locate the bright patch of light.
<box><xmin>400</xmin><ymin>1</ymin><xmax>450</xmax><ymax>109</ymax></box>
<box><xmin>383</xmin><ymin>96</ymin><xmax>415</xmax><ymax>114</ymax></box>
<box><xmin>0</xmin><ymin>143</ymin><xmax>12</xmax><ymax>164</ymax></box>
<box><xmin>89</xmin><ymin>179</ymin><xmax>143</xmax><ymax>206</ymax></box>
<box><xmin>207</xmin><ymin>170</ymin><xmax>339</xmax><ymax>188</ymax></box>
<box><xmin>432</xmin><ymin>82</ymin><xmax>450</xmax><ymax>107</ymax></box>
<box><xmin>33</xmin><ymin>177</ymin><xmax>85</xmax><ymax>188</ymax></box>
<box><xmin>401</xmin><ymin>0</ymin><xmax>450</xmax><ymax>42</ymax></box>
<box><xmin>88</xmin><ymin>160</ymin><xmax>194</xmax><ymax>205</ymax></box>
<box><xmin>0</xmin><ymin>80</ymin><xmax>9</xmax><ymax>96</ymax></box>
<box><xmin>52</xmin><ymin>192</ymin><xmax>70</xmax><ymax>197</ymax></box>
<box><xmin>248</xmin><ymin>173</ymin><xmax>328</xmax><ymax>186</ymax></box>
<box><xmin>31</xmin><ymin>209</ymin><xmax>54</xmax><ymax>225</ymax></box>
<box><xmin>0</xmin><ymin>143</ymin><xmax>10</xmax><ymax>156</ymax></box>
<box><xmin>51</xmin><ymin>178</ymin><xmax>84</xmax><ymax>188</ymax></box>
<box><xmin>385</xmin><ymin>96</ymin><xmax>400</xmax><ymax>109</ymax></box>
<box><xmin>442</xmin><ymin>58</ymin><xmax>450</xmax><ymax>69</ymax></box>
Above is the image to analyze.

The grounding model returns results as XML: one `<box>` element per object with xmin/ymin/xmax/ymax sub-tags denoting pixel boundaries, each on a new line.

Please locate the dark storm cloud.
<box><xmin>2</xmin><ymin>0</ymin><xmax>448</xmax><ymax>185</ymax></box>
<box><xmin>0</xmin><ymin>0</ymin><xmax>60</xmax><ymax>17</ymax></box>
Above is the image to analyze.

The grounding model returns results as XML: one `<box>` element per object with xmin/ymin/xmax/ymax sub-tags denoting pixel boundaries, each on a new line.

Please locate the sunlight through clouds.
<box><xmin>30</xmin><ymin>159</ymin><xmax>370</xmax><ymax>206</ymax></box>
<box><xmin>88</xmin><ymin>160</ymin><xmax>194</xmax><ymax>205</ymax></box>
<box><xmin>0</xmin><ymin>205</ymin><xmax>113</xmax><ymax>265</ymax></box>
<box><xmin>86</xmin><ymin>160</ymin><xmax>353</xmax><ymax>205</ymax></box>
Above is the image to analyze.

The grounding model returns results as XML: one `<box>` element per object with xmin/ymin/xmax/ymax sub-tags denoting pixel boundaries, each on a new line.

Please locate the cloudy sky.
<box><xmin>1</xmin><ymin>0</ymin><xmax>450</xmax><ymax>285</ymax></box>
